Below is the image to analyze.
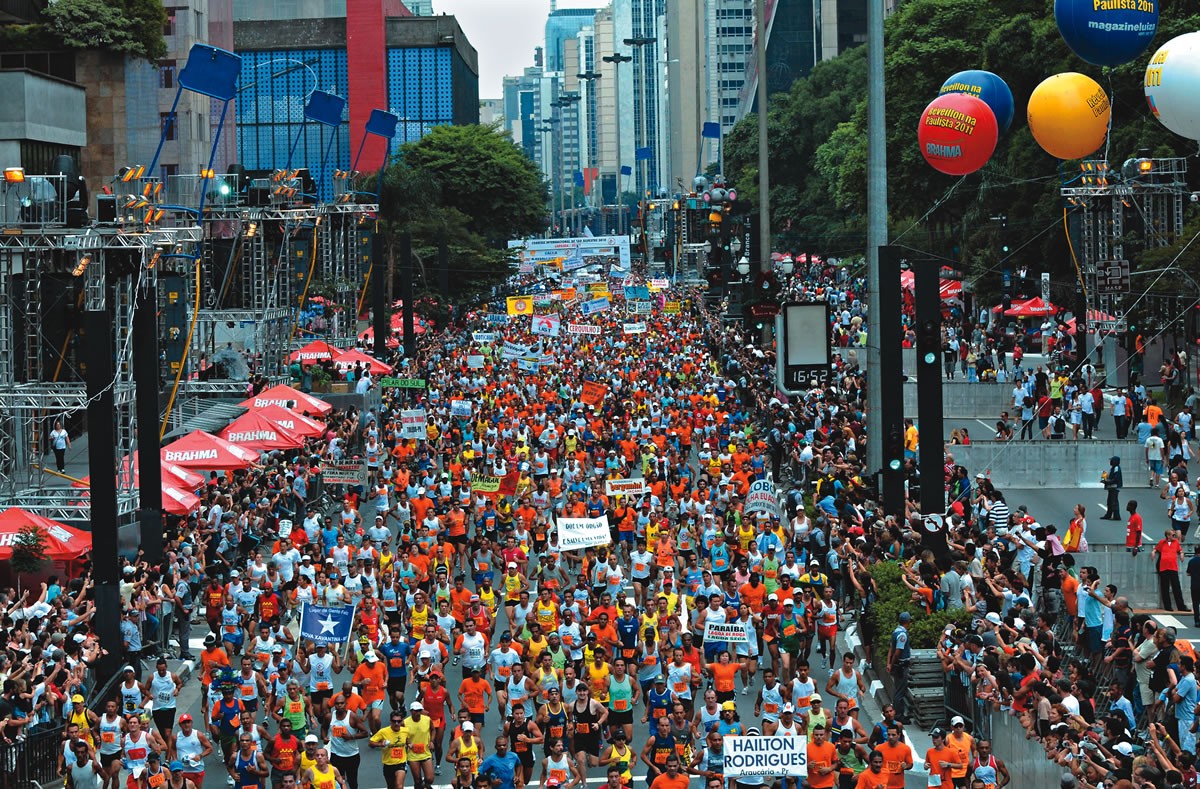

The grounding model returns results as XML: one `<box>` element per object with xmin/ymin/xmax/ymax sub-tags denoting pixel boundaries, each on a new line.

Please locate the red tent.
<box><xmin>0</xmin><ymin>509</ymin><xmax>92</xmax><ymax>561</ymax></box>
<box><xmin>254</xmin><ymin>405</ymin><xmax>328</xmax><ymax>436</ymax></box>
<box><xmin>899</xmin><ymin>271</ymin><xmax>963</xmax><ymax>300</ymax></box>
<box><xmin>357</xmin><ymin>326</ymin><xmax>401</xmax><ymax>349</ymax></box>
<box><xmin>1066</xmin><ymin>309</ymin><xmax>1118</xmax><ymax>335</ymax></box>
<box><xmin>334</xmin><ymin>348</ymin><xmax>394</xmax><ymax>376</ymax></box>
<box><xmin>1004</xmin><ymin>296</ymin><xmax>1057</xmax><ymax>317</ymax></box>
<box><xmin>161</xmin><ymin>430</ymin><xmax>259</xmax><ymax>471</ymax></box>
<box><xmin>240</xmin><ymin>385</ymin><xmax>333</xmax><ymax>417</ymax></box>
<box><xmin>74</xmin><ymin>455</ymin><xmax>205</xmax><ymax>491</ymax></box>
<box><xmin>288</xmin><ymin>340</ymin><xmax>341</xmax><ymax>365</ymax></box>
<box><xmin>162</xmin><ymin>485</ymin><xmax>201</xmax><ymax>515</ymax></box>
<box><xmin>219</xmin><ymin>410</ymin><xmax>305</xmax><ymax>451</ymax></box>
<box><xmin>253</xmin><ymin>405</ymin><xmax>327</xmax><ymax>439</ymax></box>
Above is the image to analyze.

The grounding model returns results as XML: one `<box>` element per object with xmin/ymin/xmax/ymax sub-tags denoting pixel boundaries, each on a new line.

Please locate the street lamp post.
<box><xmin>538</xmin><ymin>122</ymin><xmax>556</xmax><ymax>235</ymax></box>
<box><xmin>577</xmin><ymin>71</ymin><xmax>602</xmax><ymax>233</ymax></box>
<box><xmin>623</xmin><ymin>37</ymin><xmax>655</xmax><ymax>206</ymax></box>
<box><xmin>602</xmin><ymin>51</ymin><xmax>632</xmax><ymax>235</ymax></box>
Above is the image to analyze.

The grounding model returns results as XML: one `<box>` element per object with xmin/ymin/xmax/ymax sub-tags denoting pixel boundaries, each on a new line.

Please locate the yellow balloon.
<box><xmin>1027</xmin><ymin>72</ymin><xmax>1111</xmax><ymax>160</ymax></box>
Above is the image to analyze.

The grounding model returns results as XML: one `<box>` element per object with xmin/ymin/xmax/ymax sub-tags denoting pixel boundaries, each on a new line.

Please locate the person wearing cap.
<box><xmin>368</xmin><ymin>709</ymin><xmax>409</xmax><ymax>789</ymax></box>
<box><xmin>403</xmin><ymin>702</ymin><xmax>433</xmax><ymax>789</ymax></box>
<box><xmin>923</xmin><ymin>728</ymin><xmax>961</xmax><ymax>789</ymax></box>
<box><xmin>945</xmin><ymin>717</ymin><xmax>972</xmax><ymax>786</ymax></box>
<box><xmin>886</xmin><ymin>613</ymin><xmax>912</xmax><ymax>724</ymax></box>
<box><xmin>170</xmin><ymin>713</ymin><xmax>212</xmax><ymax>787</ymax></box>
<box><xmin>446</xmin><ymin>720</ymin><xmax>483</xmax><ymax>780</ymax></box>
<box><xmin>777</xmin><ymin>599</ymin><xmax>803</xmax><ymax>683</ymax></box>
<box><xmin>300</xmin><ymin>748</ymin><xmax>345</xmax><ymax>789</ymax></box>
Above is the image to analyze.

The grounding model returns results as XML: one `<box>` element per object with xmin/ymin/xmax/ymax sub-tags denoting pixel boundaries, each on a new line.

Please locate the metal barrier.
<box><xmin>0</xmin><ymin>724</ymin><xmax>65</xmax><ymax>789</ymax></box>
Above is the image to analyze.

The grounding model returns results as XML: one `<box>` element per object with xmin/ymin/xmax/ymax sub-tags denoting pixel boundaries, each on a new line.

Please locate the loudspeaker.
<box><xmin>96</xmin><ymin>195</ymin><xmax>117</xmax><ymax>224</ymax></box>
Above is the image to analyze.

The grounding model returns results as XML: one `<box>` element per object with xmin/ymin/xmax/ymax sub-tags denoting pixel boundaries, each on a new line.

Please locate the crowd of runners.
<box><xmin>23</xmin><ymin>256</ymin><xmax>1200</xmax><ymax>789</ymax></box>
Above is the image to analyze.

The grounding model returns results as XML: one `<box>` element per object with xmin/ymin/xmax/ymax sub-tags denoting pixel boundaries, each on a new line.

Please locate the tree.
<box><xmin>725</xmin><ymin>0</ymin><xmax>1200</xmax><ymax>306</ymax></box>
<box><xmin>37</xmin><ymin>0</ymin><xmax>167</xmax><ymax>61</ymax></box>
<box><xmin>9</xmin><ymin>523</ymin><xmax>47</xmax><ymax>592</ymax></box>
<box><xmin>377</xmin><ymin>123</ymin><xmax>548</xmax><ymax>301</ymax></box>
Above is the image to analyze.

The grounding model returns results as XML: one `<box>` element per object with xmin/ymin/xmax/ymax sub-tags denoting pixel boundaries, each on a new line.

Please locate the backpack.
<box><xmin>1054</xmin><ymin>416</ymin><xmax>1066</xmax><ymax>433</ymax></box>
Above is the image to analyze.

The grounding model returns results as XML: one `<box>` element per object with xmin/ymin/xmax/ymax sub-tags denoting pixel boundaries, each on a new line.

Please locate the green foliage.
<box><xmin>377</xmin><ymin>123</ymin><xmax>546</xmax><ymax>300</ymax></box>
<box><xmin>38</xmin><ymin>0</ymin><xmax>167</xmax><ymax>61</ymax></box>
<box><xmin>866</xmin><ymin>561</ymin><xmax>973</xmax><ymax>659</ymax></box>
<box><xmin>9</xmin><ymin>523</ymin><xmax>47</xmax><ymax>577</ymax></box>
<box><xmin>725</xmin><ymin>0</ymin><xmax>1200</xmax><ymax>302</ymax></box>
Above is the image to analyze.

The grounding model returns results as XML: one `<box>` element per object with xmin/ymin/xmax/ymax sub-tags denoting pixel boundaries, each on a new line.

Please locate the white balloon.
<box><xmin>1145</xmin><ymin>32</ymin><xmax>1200</xmax><ymax>141</ymax></box>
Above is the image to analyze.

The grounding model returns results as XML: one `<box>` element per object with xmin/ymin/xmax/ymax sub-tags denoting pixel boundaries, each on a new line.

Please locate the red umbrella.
<box><xmin>288</xmin><ymin>340</ymin><xmax>341</xmax><ymax>365</ymax></box>
<box><xmin>241</xmin><ymin>385</ymin><xmax>333</xmax><ymax>417</ymax></box>
<box><xmin>357</xmin><ymin>326</ymin><xmax>401</xmax><ymax>349</ymax></box>
<box><xmin>253</xmin><ymin>405</ymin><xmax>327</xmax><ymax>439</ymax></box>
<box><xmin>0</xmin><ymin>509</ymin><xmax>91</xmax><ymax>561</ymax></box>
<box><xmin>161</xmin><ymin>430</ymin><xmax>259</xmax><ymax>471</ymax></box>
<box><xmin>74</xmin><ymin>455</ymin><xmax>205</xmax><ymax>491</ymax></box>
<box><xmin>1004</xmin><ymin>297</ymin><xmax>1057</xmax><ymax>317</ymax></box>
<box><xmin>334</xmin><ymin>348</ymin><xmax>394</xmax><ymax>376</ymax></box>
<box><xmin>162</xmin><ymin>485</ymin><xmax>201</xmax><ymax>515</ymax></box>
<box><xmin>220</xmin><ymin>410</ymin><xmax>305</xmax><ymax>451</ymax></box>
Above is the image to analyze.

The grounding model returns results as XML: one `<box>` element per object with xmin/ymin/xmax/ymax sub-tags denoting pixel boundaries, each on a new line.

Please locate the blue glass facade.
<box><xmin>235</xmin><ymin>49</ymin><xmax>352</xmax><ymax>195</ymax></box>
<box><xmin>385</xmin><ymin>46</ymin><xmax>455</xmax><ymax>158</ymax></box>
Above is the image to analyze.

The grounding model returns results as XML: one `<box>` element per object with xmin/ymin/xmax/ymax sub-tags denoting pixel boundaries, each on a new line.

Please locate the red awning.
<box><xmin>334</xmin><ymin>348</ymin><xmax>394</xmax><ymax>376</ymax></box>
<box><xmin>161</xmin><ymin>430</ymin><xmax>259</xmax><ymax>471</ymax></box>
<box><xmin>0</xmin><ymin>509</ymin><xmax>92</xmax><ymax>561</ymax></box>
<box><xmin>1001</xmin><ymin>296</ymin><xmax>1058</xmax><ymax>317</ymax></box>
<box><xmin>162</xmin><ymin>485</ymin><xmax>201</xmax><ymax>515</ymax></box>
<box><xmin>253</xmin><ymin>405</ymin><xmax>327</xmax><ymax>439</ymax></box>
<box><xmin>219</xmin><ymin>410</ymin><xmax>305</xmax><ymax>451</ymax></box>
<box><xmin>288</xmin><ymin>340</ymin><xmax>341</xmax><ymax>365</ymax></box>
<box><xmin>240</xmin><ymin>385</ymin><xmax>333</xmax><ymax>417</ymax></box>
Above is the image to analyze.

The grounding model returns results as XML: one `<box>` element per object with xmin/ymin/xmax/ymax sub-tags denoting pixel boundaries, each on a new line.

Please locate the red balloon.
<box><xmin>917</xmin><ymin>93</ymin><xmax>999</xmax><ymax>176</ymax></box>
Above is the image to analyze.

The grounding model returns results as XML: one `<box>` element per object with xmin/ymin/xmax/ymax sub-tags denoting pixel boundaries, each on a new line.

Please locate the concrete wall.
<box><xmin>948</xmin><ymin>439</ymin><xmax>1140</xmax><ymax>488</ymax></box>
<box><xmin>904</xmin><ymin>381</ymin><xmax>1011</xmax><ymax>421</ymax></box>
<box><xmin>0</xmin><ymin>70</ymin><xmax>87</xmax><ymax>149</ymax></box>
<box><xmin>233</xmin><ymin>0</ymin><xmax>346</xmax><ymax>21</ymax></box>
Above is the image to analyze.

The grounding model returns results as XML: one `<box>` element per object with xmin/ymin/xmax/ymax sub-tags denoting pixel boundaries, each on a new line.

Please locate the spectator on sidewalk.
<box><xmin>1154</xmin><ymin>529</ymin><xmax>1188</xmax><ymax>612</ymax></box>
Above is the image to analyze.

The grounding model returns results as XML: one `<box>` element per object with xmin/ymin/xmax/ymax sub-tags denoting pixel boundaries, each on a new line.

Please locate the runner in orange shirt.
<box><xmin>352</xmin><ymin>652</ymin><xmax>388</xmax><ymax>734</ymax></box>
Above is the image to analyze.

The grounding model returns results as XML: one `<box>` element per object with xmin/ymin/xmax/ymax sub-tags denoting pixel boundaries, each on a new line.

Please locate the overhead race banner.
<box><xmin>556</xmin><ymin>516</ymin><xmax>611</xmax><ymax>550</ymax></box>
<box><xmin>723</xmin><ymin>736</ymin><xmax>808</xmax><ymax>778</ymax></box>
<box><xmin>704</xmin><ymin>621</ymin><xmax>750</xmax><ymax>644</ymax></box>
<box><xmin>744</xmin><ymin>479</ymin><xmax>783</xmax><ymax>519</ymax></box>
<box><xmin>507</xmin><ymin>236</ymin><xmax>632</xmax><ymax>269</ymax></box>
<box><xmin>605</xmin><ymin>478</ymin><xmax>647</xmax><ymax>497</ymax></box>
<box><xmin>323</xmin><ymin>462</ymin><xmax>367</xmax><ymax>486</ymax></box>
<box><xmin>400</xmin><ymin>409</ymin><xmax>427</xmax><ymax>440</ymax></box>
<box><xmin>567</xmin><ymin>323</ymin><xmax>601</xmax><ymax>335</ymax></box>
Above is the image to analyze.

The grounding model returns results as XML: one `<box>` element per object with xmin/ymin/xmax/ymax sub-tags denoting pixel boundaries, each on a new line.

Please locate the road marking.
<box><xmin>1156</xmin><ymin>615</ymin><xmax>1187</xmax><ymax>629</ymax></box>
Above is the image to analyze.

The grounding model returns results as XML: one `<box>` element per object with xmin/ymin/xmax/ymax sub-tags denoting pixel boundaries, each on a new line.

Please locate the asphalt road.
<box><xmin>152</xmin><ymin>605</ymin><xmax>938</xmax><ymax>789</ymax></box>
<box><xmin>1001</xmin><ymin>486</ymin><xmax>1175</xmax><ymax>545</ymax></box>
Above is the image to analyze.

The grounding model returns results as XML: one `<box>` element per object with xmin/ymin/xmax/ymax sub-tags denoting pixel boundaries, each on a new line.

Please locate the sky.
<box><xmin>434</xmin><ymin>0</ymin><xmax>602</xmax><ymax>99</ymax></box>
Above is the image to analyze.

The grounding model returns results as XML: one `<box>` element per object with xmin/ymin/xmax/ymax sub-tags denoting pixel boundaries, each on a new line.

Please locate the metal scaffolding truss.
<box><xmin>0</xmin><ymin>221</ymin><xmax>199</xmax><ymax>519</ymax></box>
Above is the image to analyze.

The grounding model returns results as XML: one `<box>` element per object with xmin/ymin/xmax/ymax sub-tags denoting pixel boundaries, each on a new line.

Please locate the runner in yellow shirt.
<box><xmin>369</xmin><ymin>711</ymin><xmax>409</xmax><ymax>789</ymax></box>
<box><xmin>404</xmin><ymin>703</ymin><xmax>434</xmax><ymax>789</ymax></box>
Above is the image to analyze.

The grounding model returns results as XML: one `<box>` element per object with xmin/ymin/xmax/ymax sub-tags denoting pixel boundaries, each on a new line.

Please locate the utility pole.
<box><xmin>755</xmin><ymin>0</ymin><xmax>771</xmax><ymax>337</ymax></box>
<box><xmin>865</xmin><ymin>0</ymin><xmax>887</xmax><ymax>480</ymax></box>
<box><xmin>603</xmin><ymin>50</ymin><xmax>632</xmax><ymax>235</ymax></box>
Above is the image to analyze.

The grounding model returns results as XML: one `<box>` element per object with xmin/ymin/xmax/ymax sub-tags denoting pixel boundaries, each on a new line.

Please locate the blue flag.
<box><xmin>620</xmin><ymin>165</ymin><xmax>632</xmax><ymax>176</ymax></box>
<box><xmin>701</xmin><ymin>121</ymin><xmax>722</xmax><ymax>139</ymax></box>
<box><xmin>300</xmin><ymin>603</ymin><xmax>355</xmax><ymax>646</ymax></box>
<box><xmin>574</xmin><ymin>170</ymin><xmax>585</xmax><ymax>187</ymax></box>
<box><xmin>635</xmin><ymin>146</ymin><xmax>652</xmax><ymax>161</ymax></box>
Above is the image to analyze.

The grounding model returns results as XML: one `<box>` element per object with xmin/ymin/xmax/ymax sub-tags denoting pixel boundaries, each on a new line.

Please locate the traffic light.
<box><xmin>917</xmin><ymin>317</ymin><xmax>940</xmax><ymax>367</ymax></box>
<box><xmin>885</xmin><ymin>427</ymin><xmax>904</xmax><ymax>473</ymax></box>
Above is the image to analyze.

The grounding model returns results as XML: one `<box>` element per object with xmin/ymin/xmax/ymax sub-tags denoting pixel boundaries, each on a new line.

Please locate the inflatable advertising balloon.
<box><xmin>940</xmin><ymin>70</ymin><xmax>1015</xmax><ymax>135</ymax></box>
<box><xmin>1054</xmin><ymin>0</ymin><xmax>1157</xmax><ymax>67</ymax></box>
<box><xmin>917</xmin><ymin>93</ymin><xmax>999</xmax><ymax>176</ymax></box>
<box><xmin>1145</xmin><ymin>32</ymin><xmax>1200</xmax><ymax>141</ymax></box>
<box><xmin>1027</xmin><ymin>73</ymin><xmax>1110</xmax><ymax>160</ymax></box>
